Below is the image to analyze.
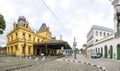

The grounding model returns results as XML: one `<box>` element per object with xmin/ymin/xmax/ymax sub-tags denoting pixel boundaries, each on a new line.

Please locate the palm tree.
<box><xmin>0</xmin><ymin>13</ymin><xmax>6</xmax><ymax>34</ymax></box>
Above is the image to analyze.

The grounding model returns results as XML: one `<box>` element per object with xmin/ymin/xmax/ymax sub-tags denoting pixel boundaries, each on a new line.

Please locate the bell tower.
<box><xmin>111</xmin><ymin>0</ymin><xmax>120</xmax><ymax>36</ymax></box>
<box><xmin>16</xmin><ymin>16</ymin><xmax>30</xmax><ymax>29</ymax></box>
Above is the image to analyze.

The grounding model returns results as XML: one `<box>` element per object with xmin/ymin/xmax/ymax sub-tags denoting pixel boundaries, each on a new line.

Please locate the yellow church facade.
<box><xmin>6</xmin><ymin>16</ymin><xmax>51</xmax><ymax>56</ymax></box>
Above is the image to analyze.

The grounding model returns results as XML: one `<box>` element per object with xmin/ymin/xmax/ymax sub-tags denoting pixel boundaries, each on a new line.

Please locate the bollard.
<box><xmin>26</xmin><ymin>56</ymin><xmax>28</xmax><ymax>59</ymax></box>
<box><xmin>29</xmin><ymin>56</ymin><xmax>31</xmax><ymax>59</ymax></box>
<box><xmin>41</xmin><ymin>56</ymin><xmax>46</xmax><ymax>60</ymax></box>
<box><xmin>20</xmin><ymin>56</ymin><xmax>21</xmax><ymax>58</ymax></box>
<box><xmin>35</xmin><ymin>57</ymin><xmax>38</xmax><ymax>60</ymax></box>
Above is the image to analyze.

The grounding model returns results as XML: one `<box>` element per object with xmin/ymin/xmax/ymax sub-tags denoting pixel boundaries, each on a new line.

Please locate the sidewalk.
<box><xmin>60</xmin><ymin>54</ymin><xmax>120</xmax><ymax>71</ymax></box>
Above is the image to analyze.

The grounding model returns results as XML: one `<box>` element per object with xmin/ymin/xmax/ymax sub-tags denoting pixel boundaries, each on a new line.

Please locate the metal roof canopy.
<box><xmin>34</xmin><ymin>40</ymin><xmax>72</xmax><ymax>49</ymax></box>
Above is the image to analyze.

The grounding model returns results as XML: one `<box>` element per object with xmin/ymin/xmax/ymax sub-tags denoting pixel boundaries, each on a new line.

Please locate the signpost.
<box><xmin>73</xmin><ymin>37</ymin><xmax>77</xmax><ymax>59</ymax></box>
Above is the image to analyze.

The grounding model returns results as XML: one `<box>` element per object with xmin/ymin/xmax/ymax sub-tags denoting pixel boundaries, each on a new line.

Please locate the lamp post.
<box><xmin>73</xmin><ymin>37</ymin><xmax>77</xmax><ymax>59</ymax></box>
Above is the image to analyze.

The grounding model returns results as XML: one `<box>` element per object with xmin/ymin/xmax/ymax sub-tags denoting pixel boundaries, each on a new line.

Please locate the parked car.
<box><xmin>91</xmin><ymin>53</ymin><xmax>102</xmax><ymax>58</ymax></box>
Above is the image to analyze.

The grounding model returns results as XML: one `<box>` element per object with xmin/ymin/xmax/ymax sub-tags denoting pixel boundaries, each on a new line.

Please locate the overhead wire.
<box><xmin>41</xmin><ymin>0</ymin><xmax>65</xmax><ymax>31</ymax></box>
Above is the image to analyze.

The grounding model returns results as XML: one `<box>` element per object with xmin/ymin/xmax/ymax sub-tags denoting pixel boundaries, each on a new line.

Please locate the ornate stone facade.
<box><xmin>6</xmin><ymin>16</ymin><xmax>51</xmax><ymax>56</ymax></box>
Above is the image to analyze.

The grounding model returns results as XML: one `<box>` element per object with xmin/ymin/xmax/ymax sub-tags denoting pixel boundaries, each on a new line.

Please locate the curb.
<box><xmin>63</xmin><ymin>59</ymin><xmax>108</xmax><ymax>71</ymax></box>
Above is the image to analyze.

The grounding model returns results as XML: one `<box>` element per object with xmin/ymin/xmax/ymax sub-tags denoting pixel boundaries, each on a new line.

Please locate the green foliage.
<box><xmin>80</xmin><ymin>48</ymin><xmax>84</xmax><ymax>54</ymax></box>
<box><xmin>74</xmin><ymin>48</ymin><xmax>80</xmax><ymax>54</ymax></box>
<box><xmin>0</xmin><ymin>14</ymin><xmax>6</xmax><ymax>34</ymax></box>
<box><xmin>0</xmin><ymin>30</ymin><xmax>3</xmax><ymax>34</ymax></box>
<box><xmin>0</xmin><ymin>46</ymin><xmax>2</xmax><ymax>48</ymax></box>
<box><xmin>75</xmin><ymin>48</ymin><xmax>79</xmax><ymax>51</ymax></box>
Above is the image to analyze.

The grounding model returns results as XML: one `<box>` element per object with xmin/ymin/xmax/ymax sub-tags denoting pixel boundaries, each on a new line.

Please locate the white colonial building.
<box><xmin>87</xmin><ymin>0</ymin><xmax>120</xmax><ymax>60</ymax></box>
<box><xmin>87</xmin><ymin>25</ymin><xmax>114</xmax><ymax>48</ymax></box>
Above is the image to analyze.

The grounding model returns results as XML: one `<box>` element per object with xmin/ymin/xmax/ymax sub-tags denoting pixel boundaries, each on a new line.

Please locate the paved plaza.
<box><xmin>1</xmin><ymin>54</ymin><xmax>120</xmax><ymax>71</ymax></box>
<box><xmin>0</xmin><ymin>54</ymin><xmax>99</xmax><ymax>71</ymax></box>
<box><xmin>61</xmin><ymin>54</ymin><xmax>120</xmax><ymax>71</ymax></box>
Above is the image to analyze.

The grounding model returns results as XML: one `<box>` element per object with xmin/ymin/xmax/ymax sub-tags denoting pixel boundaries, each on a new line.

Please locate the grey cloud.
<box><xmin>0</xmin><ymin>0</ymin><xmax>113</xmax><ymax>48</ymax></box>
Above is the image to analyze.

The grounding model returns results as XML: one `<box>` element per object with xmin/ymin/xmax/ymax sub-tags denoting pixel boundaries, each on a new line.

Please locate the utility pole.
<box><xmin>73</xmin><ymin>37</ymin><xmax>77</xmax><ymax>59</ymax></box>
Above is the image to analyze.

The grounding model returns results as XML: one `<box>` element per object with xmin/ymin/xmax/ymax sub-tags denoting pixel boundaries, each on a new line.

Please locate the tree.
<box><xmin>80</xmin><ymin>48</ymin><xmax>84</xmax><ymax>54</ymax></box>
<box><xmin>0</xmin><ymin>14</ymin><xmax>6</xmax><ymax>34</ymax></box>
<box><xmin>0</xmin><ymin>46</ymin><xmax>2</xmax><ymax>48</ymax></box>
<box><xmin>75</xmin><ymin>48</ymin><xmax>80</xmax><ymax>54</ymax></box>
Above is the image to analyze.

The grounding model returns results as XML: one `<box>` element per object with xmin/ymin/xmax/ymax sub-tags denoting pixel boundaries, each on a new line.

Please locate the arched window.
<box><xmin>104</xmin><ymin>45</ymin><xmax>108</xmax><ymax>58</ymax></box>
<box><xmin>100</xmin><ymin>31</ymin><xmax>102</xmax><ymax>36</ymax></box>
<box><xmin>11</xmin><ymin>46</ymin><xmax>13</xmax><ymax>54</ymax></box>
<box><xmin>8</xmin><ymin>47</ymin><xmax>9</xmax><ymax>54</ymax></box>
<box><xmin>101</xmin><ymin>47</ymin><xmax>103</xmax><ymax>54</ymax></box>
<box><xmin>26</xmin><ymin>24</ymin><xmax>28</xmax><ymax>28</ymax></box>
<box><xmin>96</xmin><ymin>48</ymin><xmax>97</xmax><ymax>53</ymax></box>
<box><xmin>22</xmin><ymin>33</ymin><xmax>25</xmax><ymax>39</ymax></box>
<box><xmin>33</xmin><ymin>37</ymin><xmax>35</xmax><ymax>42</ymax></box>
<box><xmin>11</xmin><ymin>35</ymin><xmax>13</xmax><ymax>41</ymax></box>
<box><xmin>104</xmin><ymin>32</ymin><xmax>106</xmax><ymax>36</ymax></box>
<box><xmin>15</xmin><ymin>45</ymin><xmax>18</xmax><ymax>52</ymax></box>
<box><xmin>96</xmin><ymin>39</ymin><xmax>98</xmax><ymax>42</ymax></box>
<box><xmin>28</xmin><ymin>47</ymin><xmax>30</xmax><ymax>54</ymax></box>
<box><xmin>24</xmin><ymin>24</ymin><xmax>25</xmax><ymax>27</ymax></box>
<box><xmin>96</xmin><ymin>31</ymin><xmax>98</xmax><ymax>36</ymax></box>
<box><xmin>16</xmin><ymin>32</ymin><xmax>18</xmax><ymax>39</ymax></box>
<box><xmin>28</xmin><ymin>34</ymin><xmax>31</xmax><ymax>40</ymax></box>
<box><xmin>107</xmin><ymin>33</ymin><xmax>109</xmax><ymax>36</ymax></box>
<box><xmin>38</xmin><ymin>38</ymin><xmax>39</xmax><ymax>42</ymax></box>
<box><xmin>110</xmin><ymin>45</ymin><xmax>113</xmax><ymax>59</ymax></box>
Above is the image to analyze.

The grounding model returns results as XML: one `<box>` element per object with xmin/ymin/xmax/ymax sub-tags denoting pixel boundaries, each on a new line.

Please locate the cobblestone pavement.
<box><xmin>12</xmin><ymin>60</ymin><xmax>98</xmax><ymax>71</ymax></box>
<box><xmin>0</xmin><ymin>55</ymin><xmax>99</xmax><ymax>71</ymax></box>
<box><xmin>61</xmin><ymin>54</ymin><xmax>120</xmax><ymax>71</ymax></box>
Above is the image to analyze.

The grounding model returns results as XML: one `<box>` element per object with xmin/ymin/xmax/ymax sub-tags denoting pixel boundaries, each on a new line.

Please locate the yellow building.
<box><xmin>6</xmin><ymin>16</ymin><xmax>51</xmax><ymax>56</ymax></box>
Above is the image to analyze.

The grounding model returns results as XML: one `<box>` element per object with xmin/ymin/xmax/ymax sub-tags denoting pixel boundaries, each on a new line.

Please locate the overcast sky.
<box><xmin>0</xmin><ymin>0</ymin><xmax>114</xmax><ymax>49</ymax></box>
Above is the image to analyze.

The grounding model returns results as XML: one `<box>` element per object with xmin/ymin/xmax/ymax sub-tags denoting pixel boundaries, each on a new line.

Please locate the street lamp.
<box><xmin>73</xmin><ymin>37</ymin><xmax>77</xmax><ymax>59</ymax></box>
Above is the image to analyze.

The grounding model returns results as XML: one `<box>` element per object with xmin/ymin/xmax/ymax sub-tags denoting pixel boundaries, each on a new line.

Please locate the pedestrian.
<box><xmin>85</xmin><ymin>49</ymin><xmax>87</xmax><ymax>58</ymax></box>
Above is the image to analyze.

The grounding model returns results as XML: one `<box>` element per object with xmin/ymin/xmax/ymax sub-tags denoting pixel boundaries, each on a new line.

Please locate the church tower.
<box><xmin>112</xmin><ymin>0</ymin><xmax>120</xmax><ymax>36</ymax></box>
